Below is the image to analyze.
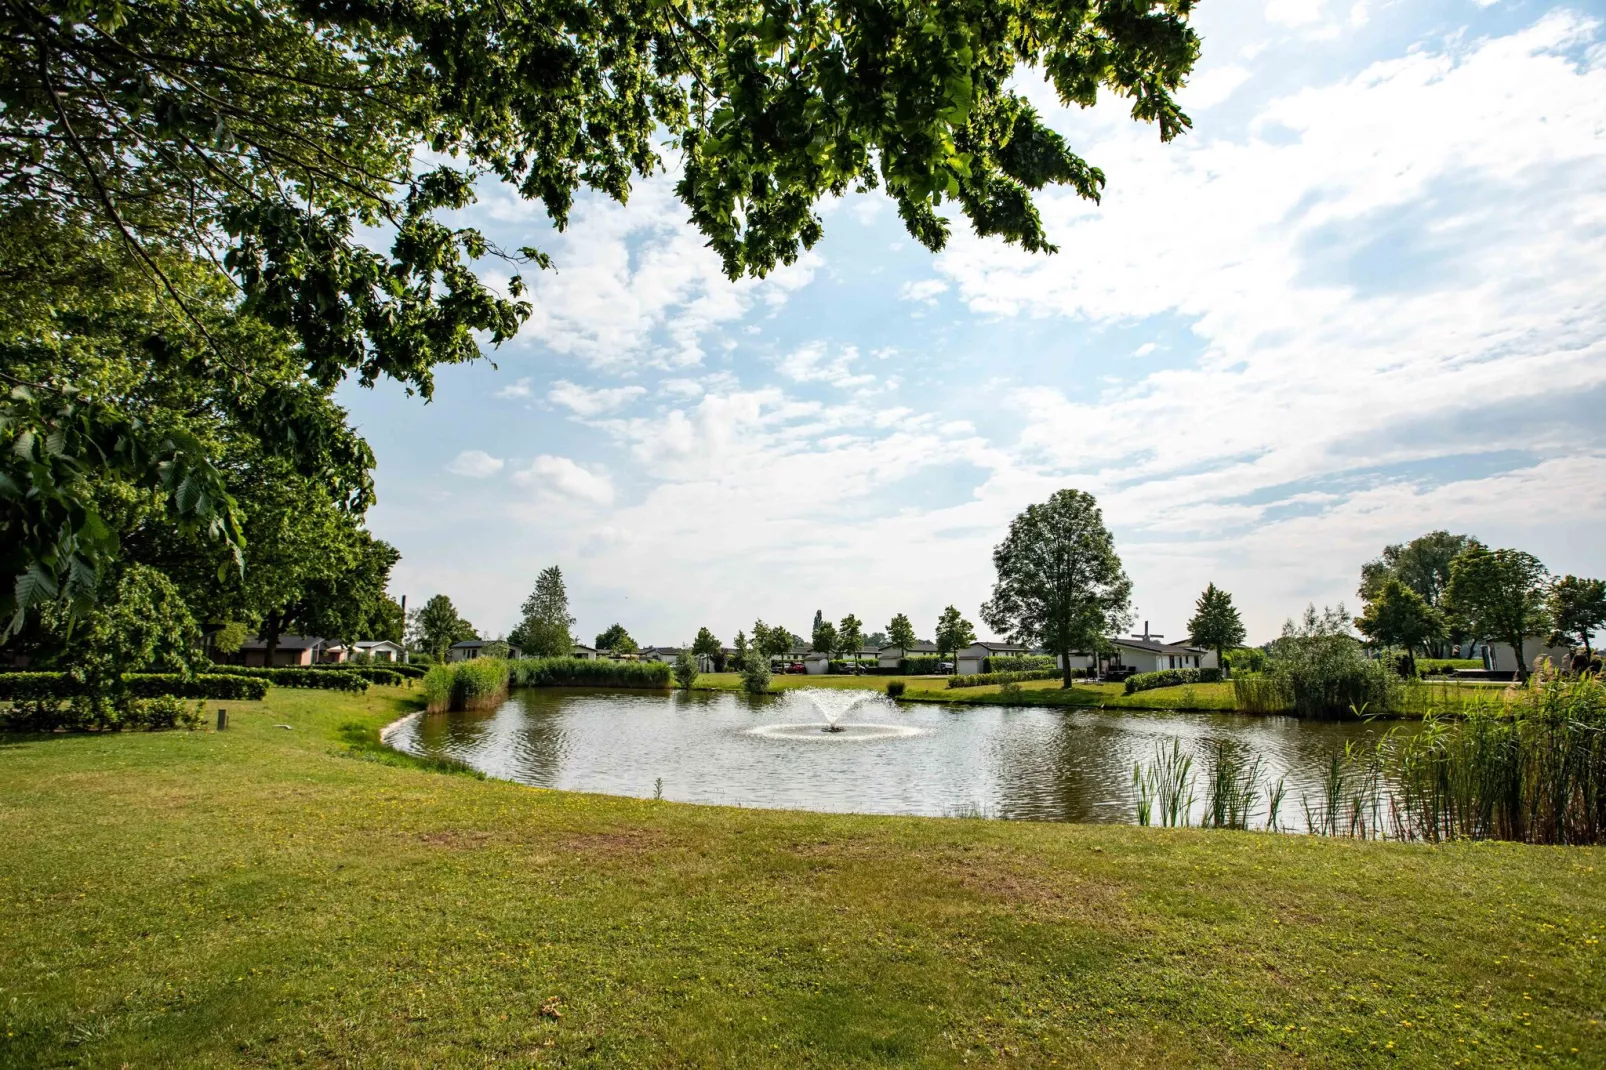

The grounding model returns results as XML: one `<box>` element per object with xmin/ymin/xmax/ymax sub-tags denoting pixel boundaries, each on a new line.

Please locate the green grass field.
<box><xmin>2</xmin><ymin>686</ymin><xmax>1602</xmax><ymax>1067</ymax></box>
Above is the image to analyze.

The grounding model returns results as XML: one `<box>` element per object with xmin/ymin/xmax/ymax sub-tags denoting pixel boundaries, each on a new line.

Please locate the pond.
<box><xmin>386</xmin><ymin>687</ymin><xmax>1418</xmax><ymax>831</ymax></box>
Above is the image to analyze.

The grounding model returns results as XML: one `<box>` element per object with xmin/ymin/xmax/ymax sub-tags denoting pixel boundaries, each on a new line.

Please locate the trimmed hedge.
<box><xmin>984</xmin><ymin>655</ymin><xmax>1058</xmax><ymax>673</ymax></box>
<box><xmin>948</xmin><ymin>669</ymin><xmax>1063</xmax><ymax>689</ymax></box>
<box><xmin>509</xmin><ymin>657</ymin><xmax>672</xmax><ymax>689</ymax></box>
<box><xmin>0</xmin><ymin>672</ymin><xmax>269</xmax><ymax>701</ymax></box>
<box><xmin>307</xmin><ymin>662</ymin><xmax>426</xmax><ymax>679</ymax></box>
<box><xmin>1124</xmin><ymin>667</ymin><xmax>1222</xmax><ymax>694</ymax></box>
<box><xmin>0</xmin><ymin>693</ymin><xmax>204</xmax><ymax>732</ymax></box>
<box><xmin>199</xmin><ymin>667</ymin><xmax>369</xmax><ymax>692</ymax></box>
<box><xmin>899</xmin><ymin>657</ymin><xmax>946</xmax><ymax>675</ymax></box>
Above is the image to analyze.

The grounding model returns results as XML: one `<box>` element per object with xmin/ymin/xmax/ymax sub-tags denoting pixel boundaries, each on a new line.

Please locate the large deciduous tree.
<box><xmin>409</xmin><ymin>594</ymin><xmax>476</xmax><ymax>663</ymax></box>
<box><xmin>1547</xmin><ymin>576</ymin><xmax>1606</xmax><ymax>662</ymax></box>
<box><xmin>1358</xmin><ymin>531</ymin><xmax>1480</xmax><ymax>656</ymax></box>
<box><xmin>1</xmin><ymin>0</ymin><xmax>1200</xmax><ymax>618</ymax></box>
<box><xmin>981</xmin><ymin>489</ymin><xmax>1132</xmax><ymax>688</ymax></box>
<box><xmin>836</xmin><ymin>613</ymin><xmax>864</xmax><ymax>668</ymax></box>
<box><xmin>1186</xmin><ymin>583</ymin><xmax>1246</xmax><ymax>677</ymax></box>
<box><xmin>511</xmin><ymin>565</ymin><xmax>575</xmax><ymax>657</ymax></box>
<box><xmin>1356</xmin><ymin>578</ymin><xmax>1446</xmax><ymax>672</ymax></box>
<box><xmin>1444</xmin><ymin>547</ymin><xmax>1550</xmax><ymax>680</ymax></box>
<box><xmin>692</xmin><ymin>626</ymin><xmax>722</xmax><ymax>670</ymax></box>
<box><xmin>594</xmin><ymin>623</ymin><xmax>636</xmax><ymax>654</ymax></box>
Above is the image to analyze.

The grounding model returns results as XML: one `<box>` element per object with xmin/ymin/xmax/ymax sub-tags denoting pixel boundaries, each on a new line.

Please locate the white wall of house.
<box><xmin>1483</xmin><ymin>639</ymin><xmax>1576</xmax><ymax>673</ymax></box>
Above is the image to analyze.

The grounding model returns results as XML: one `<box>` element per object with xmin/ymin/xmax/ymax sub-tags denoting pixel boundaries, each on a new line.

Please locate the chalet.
<box><xmin>447</xmin><ymin>640</ymin><xmax>524</xmax><ymax>662</ymax></box>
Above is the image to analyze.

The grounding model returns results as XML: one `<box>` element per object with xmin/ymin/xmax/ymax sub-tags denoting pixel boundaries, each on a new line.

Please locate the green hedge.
<box><xmin>198</xmin><ymin>667</ymin><xmax>368</xmax><ymax>692</ymax></box>
<box><xmin>0</xmin><ymin>672</ymin><xmax>269</xmax><ymax>701</ymax></box>
<box><xmin>1124</xmin><ymin>667</ymin><xmax>1222</xmax><ymax>694</ymax></box>
<box><xmin>508</xmin><ymin>657</ymin><xmax>671</xmax><ymax>689</ymax></box>
<box><xmin>985</xmin><ymin>655</ymin><xmax>1057</xmax><ymax>673</ymax></box>
<box><xmin>947</xmin><ymin>669</ymin><xmax>1063</xmax><ymax>689</ymax></box>
<box><xmin>306</xmin><ymin>662</ymin><xmax>426</xmax><ymax>679</ymax></box>
<box><xmin>899</xmin><ymin>657</ymin><xmax>946</xmax><ymax>675</ymax></box>
<box><xmin>0</xmin><ymin>693</ymin><xmax>205</xmax><ymax>732</ymax></box>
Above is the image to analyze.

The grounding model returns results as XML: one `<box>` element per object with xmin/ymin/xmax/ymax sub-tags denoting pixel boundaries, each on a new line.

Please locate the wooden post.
<box><xmin>217</xmin><ymin>708</ymin><xmax>228</xmax><ymax>731</ymax></box>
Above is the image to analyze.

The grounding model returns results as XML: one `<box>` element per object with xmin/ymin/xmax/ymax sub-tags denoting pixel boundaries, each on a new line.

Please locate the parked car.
<box><xmin>784</xmin><ymin>662</ymin><xmax>806</xmax><ymax>674</ymax></box>
<box><xmin>937</xmin><ymin>661</ymin><xmax>954</xmax><ymax>674</ymax></box>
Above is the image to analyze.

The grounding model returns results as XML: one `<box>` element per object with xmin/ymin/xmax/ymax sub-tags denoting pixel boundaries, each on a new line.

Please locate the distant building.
<box><xmin>876</xmin><ymin>641</ymin><xmax>940</xmax><ymax>670</ymax></box>
<box><xmin>956</xmin><ymin>642</ymin><xmax>1030</xmax><ymax>675</ymax></box>
<box><xmin>570</xmin><ymin>643</ymin><xmax>600</xmax><ymax>660</ymax></box>
<box><xmin>232</xmin><ymin>635</ymin><xmax>327</xmax><ymax>667</ymax></box>
<box><xmin>447</xmin><ymin>640</ymin><xmax>524</xmax><ymax>662</ymax></box>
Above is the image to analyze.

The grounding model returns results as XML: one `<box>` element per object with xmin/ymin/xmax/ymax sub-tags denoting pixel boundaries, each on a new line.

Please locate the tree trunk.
<box><xmin>1060</xmin><ymin>649</ymin><xmax>1074</xmax><ymax>689</ymax></box>
<box><xmin>263</xmin><ymin>612</ymin><xmax>282</xmax><ymax>667</ymax></box>
<box><xmin>1513</xmin><ymin>634</ymin><xmax>1527</xmax><ymax>681</ymax></box>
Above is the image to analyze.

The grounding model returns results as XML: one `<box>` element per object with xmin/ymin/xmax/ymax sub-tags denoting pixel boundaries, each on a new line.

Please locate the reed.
<box><xmin>1232</xmin><ymin>673</ymin><xmax>1291</xmax><ymax>714</ymax></box>
<box><xmin>1202</xmin><ymin>740</ymin><xmax>1264</xmax><ymax>830</ymax></box>
<box><xmin>1132</xmin><ymin>740</ymin><xmax>1195</xmax><ymax>828</ymax></box>
<box><xmin>1388</xmin><ymin>675</ymin><xmax>1606</xmax><ymax>844</ymax></box>
<box><xmin>422</xmin><ymin>658</ymin><xmax>510</xmax><ymax>712</ymax></box>
<box><xmin>1301</xmin><ymin>741</ymin><xmax>1385</xmax><ymax>838</ymax></box>
<box><xmin>507</xmin><ymin>657</ymin><xmax>671</xmax><ymax>689</ymax></box>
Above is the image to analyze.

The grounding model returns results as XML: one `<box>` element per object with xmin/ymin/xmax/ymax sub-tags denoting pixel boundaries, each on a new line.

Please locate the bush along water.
<box><xmin>507</xmin><ymin>658</ymin><xmax>672</xmax><ymax>689</ymax></box>
<box><xmin>423</xmin><ymin>658</ymin><xmax>509</xmax><ymax>713</ymax></box>
<box><xmin>1124</xmin><ymin>667</ymin><xmax>1222</xmax><ymax>695</ymax></box>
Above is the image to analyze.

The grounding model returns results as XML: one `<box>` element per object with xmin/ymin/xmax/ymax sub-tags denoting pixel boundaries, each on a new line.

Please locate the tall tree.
<box><xmin>1186</xmin><ymin>583</ymin><xmax>1247</xmax><ymax>677</ymax></box>
<box><xmin>409</xmin><ymin>595</ymin><xmax>476</xmax><ymax>663</ymax></box>
<box><xmin>1</xmin><ymin>0</ymin><xmax>1200</xmax><ymax>619</ymax></box>
<box><xmin>811</xmin><ymin>615</ymin><xmax>837</xmax><ymax>656</ymax></box>
<box><xmin>886</xmin><ymin>613</ymin><xmax>918</xmax><ymax>659</ymax></box>
<box><xmin>594</xmin><ymin>624</ymin><xmax>637</xmax><ymax>654</ymax></box>
<box><xmin>1356</xmin><ymin>579</ymin><xmax>1446</xmax><ymax>671</ymax></box>
<box><xmin>511</xmin><ymin>566</ymin><xmax>575</xmax><ymax>657</ymax></box>
<box><xmin>934</xmin><ymin>606</ymin><xmax>977</xmax><ymax>673</ymax></box>
<box><xmin>1547</xmin><ymin>576</ymin><xmax>1606</xmax><ymax>661</ymax></box>
<box><xmin>692</xmin><ymin>627</ymin><xmax>722</xmax><ymax>670</ymax></box>
<box><xmin>836</xmin><ymin>613</ymin><xmax>864</xmax><ymax>667</ymax></box>
<box><xmin>1359</xmin><ymin>533</ymin><xmax>1481</xmax><ymax>605</ymax></box>
<box><xmin>981</xmin><ymin>489</ymin><xmax>1133</xmax><ymax>688</ymax></box>
<box><xmin>1444</xmin><ymin>547</ymin><xmax>1550</xmax><ymax>680</ymax></box>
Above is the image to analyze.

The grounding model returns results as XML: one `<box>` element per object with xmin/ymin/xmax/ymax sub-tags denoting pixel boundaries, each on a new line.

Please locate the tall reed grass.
<box><xmin>507</xmin><ymin>657</ymin><xmax>672</xmax><ymax>689</ymax></box>
<box><xmin>422</xmin><ymin>658</ymin><xmax>509</xmax><ymax>712</ymax></box>
<box><xmin>1202</xmin><ymin>740</ymin><xmax>1264</xmax><ymax>830</ymax></box>
<box><xmin>1389</xmin><ymin>675</ymin><xmax>1606</xmax><ymax>844</ymax></box>
<box><xmin>1132</xmin><ymin>740</ymin><xmax>1195</xmax><ymax>827</ymax></box>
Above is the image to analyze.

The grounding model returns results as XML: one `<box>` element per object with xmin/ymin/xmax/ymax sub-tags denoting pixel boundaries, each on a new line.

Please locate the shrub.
<box><xmin>299</xmin><ymin>662</ymin><xmax>426</xmax><ymax>680</ymax></box>
<box><xmin>507</xmin><ymin>658</ymin><xmax>672</xmax><ymax>689</ymax></box>
<box><xmin>1124</xmin><ymin>667</ymin><xmax>1222</xmax><ymax>694</ymax></box>
<box><xmin>985</xmin><ymin>655</ymin><xmax>1057</xmax><ymax>673</ymax></box>
<box><xmin>0</xmin><ymin>672</ymin><xmax>268</xmax><ymax>702</ymax></box>
<box><xmin>741</xmin><ymin>654</ymin><xmax>772</xmax><ymax>695</ymax></box>
<box><xmin>0</xmin><ymin>692</ymin><xmax>205</xmax><ymax>732</ymax></box>
<box><xmin>198</xmin><ymin>667</ymin><xmax>368</xmax><ymax>692</ymax></box>
<box><xmin>900</xmin><ymin>657</ymin><xmax>944</xmax><ymax>675</ymax></box>
<box><xmin>886</xmin><ymin>681</ymin><xmax>906</xmax><ymax>698</ymax></box>
<box><xmin>673</xmin><ymin>650</ymin><xmax>699</xmax><ymax>690</ymax></box>
<box><xmin>948</xmin><ymin>669</ymin><xmax>1061</xmax><ymax>689</ymax></box>
<box><xmin>1259</xmin><ymin>606</ymin><xmax>1400</xmax><ymax>718</ymax></box>
<box><xmin>1223</xmin><ymin>647</ymin><xmax>1268</xmax><ymax>675</ymax></box>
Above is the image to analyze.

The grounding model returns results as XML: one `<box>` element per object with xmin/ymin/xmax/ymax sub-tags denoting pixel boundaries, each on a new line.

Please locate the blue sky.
<box><xmin>341</xmin><ymin>0</ymin><xmax>1606</xmax><ymax>648</ymax></box>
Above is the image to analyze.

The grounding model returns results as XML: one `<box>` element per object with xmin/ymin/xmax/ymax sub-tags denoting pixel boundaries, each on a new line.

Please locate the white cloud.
<box><xmin>899</xmin><ymin>278</ymin><xmax>949</xmax><ymax>305</ymax></box>
<box><xmin>445</xmin><ymin>450</ymin><xmax>505</xmax><ymax>478</ymax></box>
<box><xmin>502</xmin><ymin>176</ymin><xmax>822</xmax><ymax>370</ymax></box>
<box><xmin>1133</xmin><ymin>342</ymin><xmax>1158</xmax><ymax>358</ymax></box>
<box><xmin>549</xmin><ymin>379</ymin><xmax>648</xmax><ymax>417</ymax></box>
<box><xmin>776</xmin><ymin>343</ymin><xmax>877</xmax><ymax>390</ymax></box>
<box><xmin>512</xmin><ymin>455</ymin><xmax>615</xmax><ymax>505</ymax></box>
<box><xmin>1182</xmin><ymin>64</ymin><xmax>1253</xmax><ymax>110</ymax></box>
<box><xmin>1266</xmin><ymin>0</ymin><xmax>1324</xmax><ymax>27</ymax></box>
<box><xmin>494</xmin><ymin>377</ymin><xmax>533</xmax><ymax>400</ymax></box>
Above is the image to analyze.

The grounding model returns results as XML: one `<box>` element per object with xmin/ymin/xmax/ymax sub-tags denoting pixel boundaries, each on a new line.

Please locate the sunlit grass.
<box><xmin>0</xmin><ymin>686</ymin><xmax>1602</xmax><ymax>1066</ymax></box>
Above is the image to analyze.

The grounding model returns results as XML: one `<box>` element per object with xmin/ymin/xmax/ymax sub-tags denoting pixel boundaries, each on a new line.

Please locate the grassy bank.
<box><xmin>1</xmin><ymin>686</ymin><xmax>1602</xmax><ymax>1067</ymax></box>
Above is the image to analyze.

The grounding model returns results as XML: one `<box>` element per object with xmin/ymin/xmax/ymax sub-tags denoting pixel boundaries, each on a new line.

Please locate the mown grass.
<box><xmin>1</xmin><ymin>686</ymin><xmax>1603</xmax><ymax>1067</ymax></box>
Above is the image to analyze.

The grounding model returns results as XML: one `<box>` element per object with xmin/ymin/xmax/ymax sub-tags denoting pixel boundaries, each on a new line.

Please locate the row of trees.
<box><xmin>1355</xmin><ymin>532</ymin><xmax>1604</xmax><ymax>677</ymax></box>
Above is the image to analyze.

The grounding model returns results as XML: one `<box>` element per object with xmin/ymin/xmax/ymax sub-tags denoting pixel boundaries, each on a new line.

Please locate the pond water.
<box><xmin>386</xmin><ymin>687</ymin><xmax>1417</xmax><ymax>830</ymax></box>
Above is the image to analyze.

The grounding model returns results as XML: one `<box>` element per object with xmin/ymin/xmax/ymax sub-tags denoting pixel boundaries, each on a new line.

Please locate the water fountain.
<box><xmin>746</xmin><ymin>688</ymin><xmax>922</xmax><ymax>741</ymax></box>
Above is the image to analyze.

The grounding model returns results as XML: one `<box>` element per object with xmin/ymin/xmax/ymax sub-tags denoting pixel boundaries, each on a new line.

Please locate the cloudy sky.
<box><xmin>341</xmin><ymin>0</ymin><xmax>1606</xmax><ymax>649</ymax></box>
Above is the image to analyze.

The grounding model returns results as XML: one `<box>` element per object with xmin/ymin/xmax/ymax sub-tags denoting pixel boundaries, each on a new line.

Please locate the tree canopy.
<box><xmin>1356</xmin><ymin>578</ymin><xmax>1445</xmax><ymax>666</ymax></box>
<box><xmin>836</xmin><ymin>613</ymin><xmax>863</xmax><ymax>661</ymax></box>
<box><xmin>409</xmin><ymin>594</ymin><xmax>475</xmax><ymax>662</ymax></box>
<box><xmin>1546</xmin><ymin>575</ymin><xmax>1605</xmax><ymax>660</ymax></box>
<box><xmin>1359</xmin><ymin>531</ymin><xmax>1481</xmax><ymax>608</ymax></box>
<box><xmin>886</xmin><ymin>612</ymin><xmax>917</xmax><ymax>654</ymax></box>
<box><xmin>1186</xmin><ymin>582</ymin><xmax>1245</xmax><ymax>673</ymax></box>
<box><xmin>981</xmin><ymin>488</ymin><xmax>1131</xmax><ymax>687</ymax></box>
<box><xmin>510</xmin><ymin>565</ymin><xmax>575</xmax><ymax>656</ymax></box>
<box><xmin>1444</xmin><ymin>547</ymin><xmax>1550</xmax><ymax>679</ymax></box>
<box><xmin>934</xmin><ymin>605</ymin><xmax>976</xmax><ymax>667</ymax></box>
<box><xmin>1</xmin><ymin>0</ymin><xmax>1200</xmax><ymax>622</ymax></box>
<box><xmin>594</xmin><ymin>623</ymin><xmax>637</xmax><ymax>653</ymax></box>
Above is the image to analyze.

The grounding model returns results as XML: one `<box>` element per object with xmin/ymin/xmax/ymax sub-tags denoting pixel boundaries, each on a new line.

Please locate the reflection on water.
<box><xmin>388</xmin><ymin>688</ymin><xmax>1417</xmax><ymax>830</ymax></box>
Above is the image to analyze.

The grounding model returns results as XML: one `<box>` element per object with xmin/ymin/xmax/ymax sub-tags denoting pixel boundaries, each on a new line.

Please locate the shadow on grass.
<box><xmin>335</xmin><ymin>720</ymin><xmax>485</xmax><ymax>779</ymax></box>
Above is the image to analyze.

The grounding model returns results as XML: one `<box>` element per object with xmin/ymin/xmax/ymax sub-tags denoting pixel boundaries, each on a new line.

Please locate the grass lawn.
<box><xmin>1</xmin><ymin>686</ymin><xmax>1602</xmax><ymax>1067</ymax></box>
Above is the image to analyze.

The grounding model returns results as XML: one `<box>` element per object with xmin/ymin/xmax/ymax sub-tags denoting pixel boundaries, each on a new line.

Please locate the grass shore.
<box><xmin>1</xmin><ymin>685</ymin><xmax>1602</xmax><ymax>1067</ymax></box>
